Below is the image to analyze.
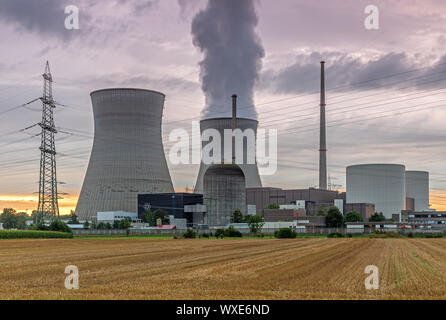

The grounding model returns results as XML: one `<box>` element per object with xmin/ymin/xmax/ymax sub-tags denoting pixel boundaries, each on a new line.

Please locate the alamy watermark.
<box><xmin>65</xmin><ymin>265</ymin><xmax>79</xmax><ymax>290</ymax></box>
<box><xmin>364</xmin><ymin>5</ymin><xmax>379</xmax><ymax>30</ymax></box>
<box><xmin>64</xmin><ymin>5</ymin><xmax>80</xmax><ymax>30</ymax></box>
<box><xmin>168</xmin><ymin>121</ymin><xmax>278</xmax><ymax>175</ymax></box>
<box><xmin>364</xmin><ymin>265</ymin><xmax>379</xmax><ymax>290</ymax></box>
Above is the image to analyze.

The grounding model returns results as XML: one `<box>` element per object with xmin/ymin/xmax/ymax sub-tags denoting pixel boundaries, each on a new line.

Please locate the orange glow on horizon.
<box><xmin>1</xmin><ymin>189</ymin><xmax>446</xmax><ymax>215</ymax></box>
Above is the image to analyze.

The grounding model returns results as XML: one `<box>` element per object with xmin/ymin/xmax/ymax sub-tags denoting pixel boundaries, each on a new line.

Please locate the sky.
<box><xmin>1</xmin><ymin>0</ymin><xmax>446</xmax><ymax>214</ymax></box>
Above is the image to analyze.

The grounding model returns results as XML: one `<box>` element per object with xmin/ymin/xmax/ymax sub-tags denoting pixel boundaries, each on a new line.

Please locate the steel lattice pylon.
<box><xmin>36</xmin><ymin>61</ymin><xmax>59</xmax><ymax>221</ymax></box>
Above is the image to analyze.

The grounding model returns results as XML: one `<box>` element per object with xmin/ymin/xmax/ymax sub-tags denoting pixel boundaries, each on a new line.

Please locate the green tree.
<box><xmin>265</xmin><ymin>202</ymin><xmax>280</xmax><ymax>209</ymax></box>
<box><xmin>105</xmin><ymin>222</ymin><xmax>112</xmax><ymax>230</ymax></box>
<box><xmin>0</xmin><ymin>208</ymin><xmax>18</xmax><ymax>229</ymax></box>
<box><xmin>144</xmin><ymin>209</ymin><xmax>169</xmax><ymax>226</ymax></box>
<box><xmin>83</xmin><ymin>220</ymin><xmax>90</xmax><ymax>229</ymax></box>
<box><xmin>48</xmin><ymin>219</ymin><xmax>72</xmax><ymax>233</ymax></box>
<box><xmin>344</xmin><ymin>211</ymin><xmax>363</xmax><ymax>223</ymax></box>
<box><xmin>317</xmin><ymin>204</ymin><xmax>328</xmax><ymax>216</ymax></box>
<box><xmin>119</xmin><ymin>218</ymin><xmax>131</xmax><ymax>230</ymax></box>
<box><xmin>96</xmin><ymin>222</ymin><xmax>106</xmax><ymax>230</ymax></box>
<box><xmin>245</xmin><ymin>214</ymin><xmax>265</xmax><ymax>234</ymax></box>
<box><xmin>230</xmin><ymin>209</ymin><xmax>245</xmax><ymax>223</ymax></box>
<box><xmin>369</xmin><ymin>212</ymin><xmax>386</xmax><ymax>222</ymax></box>
<box><xmin>118</xmin><ymin>218</ymin><xmax>132</xmax><ymax>236</ymax></box>
<box><xmin>326</xmin><ymin>206</ymin><xmax>344</xmax><ymax>228</ymax></box>
<box><xmin>15</xmin><ymin>212</ymin><xmax>28</xmax><ymax>229</ymax></box>
<box><xmin>112</xmin><ymin>220</ymin><xmax>120</xmax><ymax>229</ymax></box>
<box><xmin>144</xmin><ymin>210</ymin><xmax>156</xmax><ymax>226</ymax></box>
<box><xmin>68</xmin><ymin>210</ymin><xmax>79</xmax><ymax>224</ymax></box>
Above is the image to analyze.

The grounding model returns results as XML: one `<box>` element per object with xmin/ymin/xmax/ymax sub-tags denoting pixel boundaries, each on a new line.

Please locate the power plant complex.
<box><xmin>70</xmin><ymin>62</ymin><xmax>439</xmax><ymax>233</ymax></box>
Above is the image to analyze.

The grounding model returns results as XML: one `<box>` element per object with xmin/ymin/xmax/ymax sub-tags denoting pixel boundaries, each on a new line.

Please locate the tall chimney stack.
<box><xmin>319</xmin><ymin>61</ymin><xmax>327</xmax><ymax>190</ymax></box>
<box><xmin>231</xmin><ymin>94</ymin><xmax>237</xmax><ymax>164</ymax></box>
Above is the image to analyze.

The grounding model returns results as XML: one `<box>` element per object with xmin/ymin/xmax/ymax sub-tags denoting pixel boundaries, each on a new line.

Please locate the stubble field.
<box><xmin>0</xmin><ymin>237</ymin><xmax>445</xmax><ymax>299</ymax></box>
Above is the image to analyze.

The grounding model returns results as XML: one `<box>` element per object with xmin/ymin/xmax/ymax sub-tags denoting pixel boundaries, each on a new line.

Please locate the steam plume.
<box><xmin>191</xmin><ymin>0</ymin><xmax>264</xmax><ymax>119</ymax></box>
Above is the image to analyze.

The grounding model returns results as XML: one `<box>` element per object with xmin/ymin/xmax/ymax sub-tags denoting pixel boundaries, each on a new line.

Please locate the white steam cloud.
<box><xmin>191</xmin><ymin>0</ymin><xmax>264</xmax><ymax>119</ymax></box>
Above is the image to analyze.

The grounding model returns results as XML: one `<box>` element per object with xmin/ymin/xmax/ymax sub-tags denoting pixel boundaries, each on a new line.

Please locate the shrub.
<box><xmin>408</xmin><ymin>232</ymin><xmax>414</xmax><ymax>238</ymax></box>
<box><xmin>48</xmin><ymin>219</ymin><xmax>72</xmax><ymax>233</ymax></box>
<box><xmin>327</xmin><ymin>232</ymin><xmax>345</xmax><ymax>238</ymax></box>
<box><xmin>201</xmin><ymin>233</ymin><xmax>210</xmax><ymax>238</ymax></box>
<box><xmin>183</xmin><ymin>229</ymin><xmax>196</xmax><ymax>239</ymax></box>
<box><xmin>274</xmin><ymin>228</ymin><xmax>297</xmax><ymax>239</ymax></box>
<box><xmin>425</xmin><ymin>233</ymin><xmax>443</xmax><ymax>238</ymax></box>
<box><xmin>224</xmin><ymin>226</ymin><xmax>242</xmax><ymax>237</ymax></box>
<box><xmin>0</xmin><ymin>230</ymin><xmax>73</xmax><ymax>239</ymax></box>
<box><xmin>347</xmin><ymin>233</ymin><xmax>353</xmax><ymax>238</ymax></box>
<box><xmin>215</xmin><ymin>228</ymin><xmax>225</xmax><ymax>238</ymax></box>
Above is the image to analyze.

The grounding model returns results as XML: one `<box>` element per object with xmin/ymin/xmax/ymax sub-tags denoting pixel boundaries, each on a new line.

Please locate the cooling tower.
<box><xmin>203</xmin><ymin>164</ymin><xmax>246</xmax><ymax>226</ymax></box>
<box><xmin>194</xmin><ymin>117</ymin><xmax>262</xmax><ymax>194</ymax></box>
<box><xmin>406</xmin><ymin>171</ymin><xmax>429</xmax><ymax>211</ymax></box>
<box><xmin>346</xmin><ymin>164</ymin><xmax>406</xmax><ymax>219</ymax></box>
<box><xmin>75</xmin><ymin>88</ymin><xmax>174</xmax><ymax>220</ymax></box>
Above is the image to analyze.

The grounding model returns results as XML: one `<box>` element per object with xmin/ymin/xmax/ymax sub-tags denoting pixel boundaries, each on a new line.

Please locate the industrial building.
<box><xmin>75</xmin><ymin>88</ymin><xmax>174</xmax><ymax>220</ymax></box>
<box><xmin>346</xmin><ymin>164</ymin><xmax>431</xmax><ymax>219</ymax></box>
<box><xmin>203</xmin><ymin>164</ymin><xmax>246</xmax><ymax>226</ymax></box>
<box><xmin>405</xmin><ymin>171</ymin><xmax>429</xmax><ymax>211</ymax></box>
<box><xmin>344</xmin><ymin>203</ymin><xmax>375</xmax><ymax>222</ymax></box>
<box><xmin>194</xmin><ymin>117</ymin><xmax>262</xmax><ymax>194</ymax></box>
<box><xmin>246</xmin><ymin>187</ymin><xmax>345</xmax><ymax>215</ymax></box>
<box><xmin>137</xmin><ymin>193</ymin><xmax>203</xmax><ymax>224</ymax></box>
<box><xmin>97</xmin><ymin>211</ymin><xmax>139</xmax><ymax>223</ymax></box>
<box><xmin>402</xmin><ymin>211</ymin><xmax>446</xmax><ymax>228</ymax></box>
<box><xmin>346</xmin><ymin>164</ymin><xmax>406</xmax><ymax>219</ymax></box>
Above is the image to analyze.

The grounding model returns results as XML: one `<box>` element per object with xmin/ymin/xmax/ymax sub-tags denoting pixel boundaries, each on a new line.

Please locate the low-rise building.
<box><xmin>344</xmin><ymin>203</ymin><xmax>375</xmax><ymax>222</ymax></box>
<box><xmin>246</xmin><ymin>187</ymin><xmax>345</xmax><ymax>215</ymax></box>
<box><xmin>402</xmin><ymin>210</ymin><xmax>446</xmax><ymax>228</ymax></box>
<box><xmin>97</xmin><ymin>211</ymin><xmax>139</xmax><ymax>223</ymax></box>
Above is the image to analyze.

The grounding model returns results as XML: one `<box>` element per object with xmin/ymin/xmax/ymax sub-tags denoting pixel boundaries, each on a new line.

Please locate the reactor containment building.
<box><xmin>75</xmin><ymin>88</ymin><xmax>174</xmax><ymax>220</ymax></box>
<box><xmin>194</xmin><ymin>117</ymin><xmax>262</xmax><ymax>194</ymax></box>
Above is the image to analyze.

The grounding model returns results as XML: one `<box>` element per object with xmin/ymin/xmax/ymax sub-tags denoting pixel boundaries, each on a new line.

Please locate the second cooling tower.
<box><xmin>194</xmin><ymin>117</ymin><xmax>262</xmax><ymax>194</ymax></box>
<box><xmin>406</xmin><ymin>170</ymin><xmax>429</xmax><ymax>211</ymax></box>
<box><xmin>346</xmin><ymin>164</ymin><xmax>406</xmax><ymax>219</ymax></box>
<box><xmin>75</xmin><ymin>88</ymin><xmax>174</xmax><ymax>220</ymax></box>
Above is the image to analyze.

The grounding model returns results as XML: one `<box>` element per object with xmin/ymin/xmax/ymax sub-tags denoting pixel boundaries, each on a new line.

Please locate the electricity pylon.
<box><xmin>36</xmin><ymin>61</ymin><xmax>59</xmax><ymax>221</ymax></box>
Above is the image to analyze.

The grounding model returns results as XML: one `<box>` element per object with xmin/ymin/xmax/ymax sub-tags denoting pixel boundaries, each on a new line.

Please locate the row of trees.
<box><xmin>0</xmin><ymin>209</ymin><xmax>28</xmax><ymax>229</ymax></box>
<box><xmin>263</xmin><ymin>202</ymin><xmax>388</xmax><ymax>228</ymax></box>
<box><xmin>230</xmin><ymin>209</ymin><xmax>265</xmax><ymax>234</ymax></box>
<box><xmin>324</xmin><ymin>207</ymin><xmax>387</xmax><ymax>227</ymax></box>
<box><xmin>83</xmin><ymin>217</ymin><xmax>131</xmax><ymax>230</ymax></box>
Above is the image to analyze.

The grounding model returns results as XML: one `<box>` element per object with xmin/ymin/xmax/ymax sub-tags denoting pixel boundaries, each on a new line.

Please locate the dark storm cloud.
<box><xmin>263</xmin><ymin>52</ymin><xmax>446</xmax><ymax>94</ymax></box>
<box><xmin>0</xmin><ymin>0</ymin><xmax>90</xmax><ymax>39</ymax></box>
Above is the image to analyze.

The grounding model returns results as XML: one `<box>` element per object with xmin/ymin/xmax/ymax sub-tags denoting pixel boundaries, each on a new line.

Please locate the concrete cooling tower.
<box><xmin>346</xmin><ymin>164</ymin><xmax>406</xmax><ymax>219</ymax></box>
<box><xmin>194</xmin><ymin>117</ymin><xmax>262</xmax><ymax>194</ymax></box>
<box><xmin>75</xmin><ymin>88</ymin><xmax>174</xmax><ymax>220</ymax></box>
<box><xmin>406</xmin><ymin>171</ymin><xmax>429</xmax><ymax>211</ymax></box>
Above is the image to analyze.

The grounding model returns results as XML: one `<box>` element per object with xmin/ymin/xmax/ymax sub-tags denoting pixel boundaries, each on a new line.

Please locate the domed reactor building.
<box><xmin>75</xmin><ymin>88</ymin><xmax>174</xmax><ymax>220</ymax></box>
<box><xmin>194</xmin><ymin>117</ymin><xmax>262</xmax><ymax>194</ymax></box>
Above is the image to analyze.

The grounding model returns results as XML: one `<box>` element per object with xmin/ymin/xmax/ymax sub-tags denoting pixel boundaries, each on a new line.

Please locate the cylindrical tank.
<box><xmin>75</xmin><ymin>88</ymin><xmax>174</xmax><ymax>220</ymax></box>
<box><xmin>406</xmin><ymin>171</ymin><xmax>429</xmax><ymax>211</ymax></box>
<box><xmin>346</xmin><ymin>164</ymin><xmax>406</xmax><ymax>219</ymax></box>
<box><xmin>203</xmin><ymin>164</ymin><xmax>246</xmax><ymax>227</ymax></box>
<box><xmin>194</xmin><ymin>117</ymin><xmax>262</xmax><ymax>194</ymax></box>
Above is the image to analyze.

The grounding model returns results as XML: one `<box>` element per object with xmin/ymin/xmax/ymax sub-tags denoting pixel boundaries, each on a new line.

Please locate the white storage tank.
<box><xmin>346</xmin><ymin>164</ymin><xmax>406</xmax><ymax>219</ymax></box>
<box><xmin>406</xmin><ymin>171</ymin><xmax>429</xmax><ymax>211</ymax></box>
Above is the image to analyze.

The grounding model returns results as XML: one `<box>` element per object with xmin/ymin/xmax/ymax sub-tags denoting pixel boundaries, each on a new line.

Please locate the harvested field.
<box><xmin>0</xmin><ymin>238</ymin><xmax>445</xmax><ymax>299</ymax></box>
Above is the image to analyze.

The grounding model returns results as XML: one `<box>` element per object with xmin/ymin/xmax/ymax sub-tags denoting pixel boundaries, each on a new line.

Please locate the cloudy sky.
<box><xmin>1</xmin><ymin>0</ymin><xmax>446</xmax><ymax>214</ymax></box>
